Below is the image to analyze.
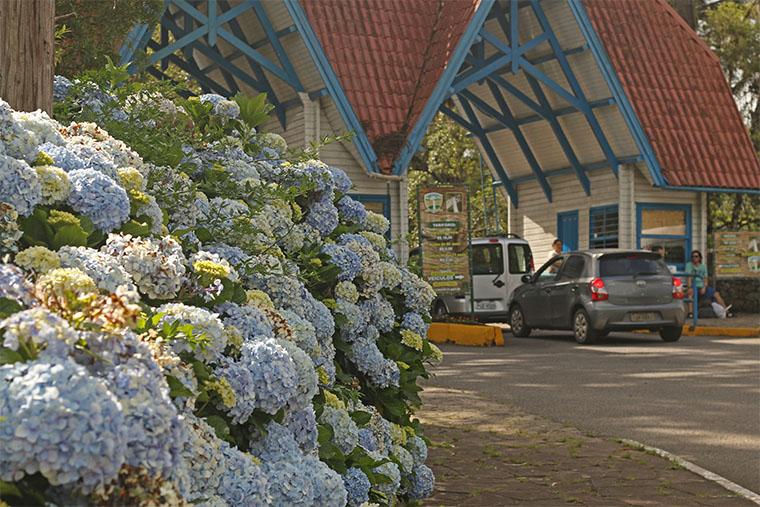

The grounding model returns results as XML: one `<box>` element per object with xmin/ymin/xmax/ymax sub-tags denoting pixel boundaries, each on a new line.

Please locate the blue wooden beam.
<box><xmin>531</xmin><ymin>0</ymin><xmax>619</xmax><ymax>175</ymax></box>
<box><xmin>391</xmin><ymin>0</ymin><xmax>497</xmax><ymax>175</ymax></box>
<box><xmin>197</xmin><ymin>24</ymin><xmax>297</xmax><ymax>74</ymax></box>
<box><xmin>208</xmin><ymin>0</ymin><xmax>218</xmax><ymax>46</ymax></box>
<box><xmin>567</xmin><ymin>0</ymin><xmax>664</xmax><ymax>186</ymax></box>
<box><xmin>459</xmin><ymin>95</ymin><xmax>519</xmax><ymax>207</ymax></box>
<box><xmin>525</xmin><ymin>76</ymin><xmax>591</xmax><ymax>194</ymax></box>
<box><xmin>504</xmin><ymin>155</ymin><xmax>643</xmax><ymax>184</ymax></box>
<box><xmin>482</xmin><ymin>81</ymin><xmax>552</xmax><ymax>201</ymax></box>
<box><xmin>510</xmin><ymin>0</ymin><xmax>519</xmax><ymax>73</ymax></box>
<box><xmin>440</xmin><ymin>105</ymin><xmax>480</xmax><ymax>133</ymax></box>
<box><xmin>251</xmin><ymin>1</ymin><xmax>304</xmax><ymax>92</ymax></box>
<box><xmin>483</xmin><ymin>97</ymin><xmax>614</xmax><ymax>131</ymax></box>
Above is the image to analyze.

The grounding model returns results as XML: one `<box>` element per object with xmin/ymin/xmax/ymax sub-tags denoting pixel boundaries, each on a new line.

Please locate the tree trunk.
<box><xmin>0</xmin><ymin>0</ymin><xmax>55</xmax><ymax>114</ymax></box>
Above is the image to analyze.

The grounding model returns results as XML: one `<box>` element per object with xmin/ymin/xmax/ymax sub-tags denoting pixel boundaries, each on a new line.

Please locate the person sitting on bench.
<box><xmin>685</xmin><ymin>250</ymin><xmax>731</xmax><ymax>317</ymax></box>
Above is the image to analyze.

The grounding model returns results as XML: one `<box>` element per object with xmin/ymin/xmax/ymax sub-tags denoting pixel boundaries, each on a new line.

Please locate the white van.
<box><xmin>430</xmin><ymin>235</ymin><xmax>533</xmax><ymax>321</ymax></box>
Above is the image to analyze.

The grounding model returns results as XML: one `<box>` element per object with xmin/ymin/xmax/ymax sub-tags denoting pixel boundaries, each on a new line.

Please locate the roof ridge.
<box><xmin>655</xmin><ymin>0</ymin><xmax>720</xmax><ymax>65</ymax></box>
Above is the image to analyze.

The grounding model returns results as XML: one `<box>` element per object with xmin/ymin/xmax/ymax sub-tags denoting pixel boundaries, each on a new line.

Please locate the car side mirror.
<box><xmin>521</xmin><ymin>274</ymin><xmax>533</xmax><ymax>284</ymax></box>
<box><xmin>493</xmin><ymin>279</ymin><xmax>505</xmax><ymax>288</ymax></box>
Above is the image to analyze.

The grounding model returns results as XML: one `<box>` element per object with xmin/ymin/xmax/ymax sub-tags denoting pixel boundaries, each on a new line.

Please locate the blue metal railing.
<box><xmin>673</xmin><ymin>273</ymin><xmax>702</xmax><ymax>328</ymax></box>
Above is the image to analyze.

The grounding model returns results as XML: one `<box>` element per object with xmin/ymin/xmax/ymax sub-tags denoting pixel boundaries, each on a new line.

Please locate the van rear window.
<box><xmin>508</xmin><ymin>244</ymin><xmax>532</xmax><ymax>274</ymax></box>
<box><xmin>599</xmin><ymin>253</ymin><xmax>670</xmax><ymax>277</ymax></box>
<box><xmin>472</xmin><ymin>244</ymin><xmax>503</xmax><ymax>275</ymax></box>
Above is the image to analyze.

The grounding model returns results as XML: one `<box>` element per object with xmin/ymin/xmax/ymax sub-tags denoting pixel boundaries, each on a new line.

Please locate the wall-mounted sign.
<box><xmin>714</xmin><ymin>231</ymin><xmax>760</xmax><ymax>278</ymax></box>
<box><xmin>418</xmin><ymin>186</ymin><xmax>471</xmax><ymax>296</ymax></box>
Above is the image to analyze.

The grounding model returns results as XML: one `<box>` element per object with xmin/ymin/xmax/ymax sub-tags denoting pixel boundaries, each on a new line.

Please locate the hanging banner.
<box><xmin>418</xmin><ymin>185</ymin><xmax>471</xmax><ymax>296</ymax></box>
<box><xmin>714</xmin><ymin>231</ymin><xmax>760</xmax><ymax>277</ymax></box>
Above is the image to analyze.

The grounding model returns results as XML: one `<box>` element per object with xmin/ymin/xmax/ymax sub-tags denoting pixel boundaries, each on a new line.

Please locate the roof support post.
<box><xmin>458</xmin><ymin>95</ymin><xmax>519</xmax><ymax>207</ymax></box>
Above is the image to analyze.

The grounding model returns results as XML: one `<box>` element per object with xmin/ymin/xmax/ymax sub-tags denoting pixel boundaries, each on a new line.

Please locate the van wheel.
<box><xmin>659</xmin><ymin>326</ymin><xmax>682</xmax><ymax>342</ymax></box>
<box><xmin>433</xmin><ymin>301</ymin><xmax>448</xmax><ymax>321</ymax></box>
<box><xmin>510</xmin><ymin>305</ymin><xmax>531</xmax><ymax>337</ymax></box>
<box><xmin>573</xmin><ymin>309</ymin><xmax>599</xmax><ymax>344</ymax></box>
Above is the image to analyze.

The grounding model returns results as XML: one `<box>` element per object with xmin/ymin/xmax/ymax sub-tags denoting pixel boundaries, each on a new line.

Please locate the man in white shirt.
<box><xmin>548</xmin><ymin>238</ymin><xmax>562</xmax><ymax>272</ymax></box>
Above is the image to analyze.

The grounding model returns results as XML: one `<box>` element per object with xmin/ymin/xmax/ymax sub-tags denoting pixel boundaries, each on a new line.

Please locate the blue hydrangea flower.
<box><xmin>306</xmin><ymin>193</ymin><xmax>339</xmax><ymax>237</ymax></box>
<box><xmin>214</xmin><ymin>356</ymin><xmax>258</xmax><ymax>424</ymax></box>
<box><xmin>157</xmin><ymin>303</ymin><xmax>227</xmax><ymax>364</ymax></box>
<box><xmin>358</xmin><ymin>428</ymin><xmax>378</xmax><ymax>452</ymax></box>
<box><xmin>322</xmin><ymin>243</ymin><xmax>361</xmax><ymax>282</ymax></box>
<box><xmin>199</xmin><ymin>94</ymin><xmax>240</xmax><ymax>119</ymax></box>
<box><xmin>0</xmin><ymin>357</ymin><xmax>126</xmax><ymax>493</ymax></box>
<box><xmin>0</xmin><ymin>155</ymin><xmax>41</xmax><ymax>216</ymax></box>
<box><xmin>38</xmin><ymin>142</ymin><xmax>87</xmax><ymax>172</ymax></box>
<box><xmin>58</xmin><ymin>245</ymin><xmax>136</xmax><ymax>293</ymax></box>
<box><xmin>241</xmin><ymin>338</ymin><xmax>298</xmax><ymax>415</ymax></box>
<box><xmin>407</xmin><ymin>435</ymin><xmax>428</xmax><ymax>464</ymax></box>
<box><xmin>348</xmin><ymin>333</ymin><xmax>400</xmax><ymax>388</ymax></box>
<box><xmin>336</xmin><ymin>298</ymin><xmax>368</xmax><ymax>341</ymax></box>
<box><xmin>250</xmin><ymin>421</ymin><xmax>302</xmax><ymax>462</ymax></box>
<box><xmin>216</xmin><ymin>302</ymin><xmax>273</xmax><ymax>343</ymax></box>
<box><xmin>280</xmin><ymin>309</ymin><xmax>318</xmax><ymax>359</ymax></box>
<box><xmin>305</xmin><ymin>455</ymin><xmax>347</xmax><ymax>507</ymax></box>
<box><xmin>262</xmin><ymin>460</ymin><xmax>314</xmax><ymax>506</ymax></box>
<box><xmin>373</xmin><ymin>460</ymin><xmax>401</xmax><ymax>497</ymax></box>
<box><xmin>283</xmin><ymin>406</ymin><xmax>318</xmax><ymax>454</ymax></box>
<box><xmin>173</xmin><ymin>415</ymin><xmax>227</xmax><ymax>501</ymax></box>
<box><xmin>68</xmin><ymin>169</ymin><xmax>130</xmax><ymax>232</ymax></box>
<box><xmin>363</xmin><ymin>295</ymin><xmax>395</xmax><ymax>333</ymax></box>
<box><xmin>0</xmin><ymin>263</ymin><xmax>34</xmax><ymax>306</ymax></box>
<box><xmin>53</xmin><ymin>75</ymin><xmax>74</xmax><ymax>101</ymax></box>
<box><xmin>1</xmin><ymin>308</ymin><xmax>77</xmax><ymax>359</ymax></box>
<box><xmin>407</xmin><ymin>464</ymin><xmax>435</xmax><ymax>499</ymax></box>
<box><xmin>337</xmin><ymin>195</ymin><xmax>367</xmax><ymax>225</ymax></box>
<box><xmin>328</xmin><ymin>166</ymin><xmax>352</xmax><ymax>194</ymax></box>
<box><xmin>217</xmin><ymin>445</ymin><xmax>269</xmax><ymax>506</ymax></box>
<box><xmin>320</xmin><ymin>406</ymin><xmax>359</xmax><ymax>455</ymax></box>
<box><xmin>105</xmin><ymin>356</ymin><xmax>184</xmax><ymax>479</ymax></box>
<box><xmin>400</xmin><ymin>268</ymin><xmax>437</xmax><ymax>316</ymax></box>
<box><xmin>204</xmin><ymin>242</ymin><xmax>250</xmax><ymax>267</ymax></box>
<box><xmin>402</xmin><ymin>312</ymin><xmax>428</xmax><ymax>337</ymax></box>
<box><xmin>278</xmin><ymin>339</ymin><xmax>318</xmax><ymax>410</ymax></box>
<box><xmin>343</xmin><ymin>467</ymin><xmax>371</xmax><ymax>507</ymax></box>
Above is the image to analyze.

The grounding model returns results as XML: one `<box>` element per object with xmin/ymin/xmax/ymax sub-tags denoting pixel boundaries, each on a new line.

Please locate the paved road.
<box><xmin>428</xmin><ymin>331</ymin><xmax>760</xmax><ymax>493</ymax></box>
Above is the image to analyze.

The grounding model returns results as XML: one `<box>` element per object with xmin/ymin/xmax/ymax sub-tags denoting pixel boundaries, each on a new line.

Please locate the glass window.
<box><xmin>589</xmin><ymin>206</ymin><xmax>619</xmax><ymax>248</ymax></box>
<box><xmin>638</xmin><ymin>204</ymin><xmax>691</xmax><ymax>270</ymax></box>
<box><xmin>560</xmin><ymin>255</ymin><xmax>585</xmax><ymax>279</ymax></box>
<box><xmin>599</xmin><ymin>253</ymin><xmax>670</xmax><ymax>277</ymax></box>
<box><xmin>641</xmin><ymin>209</ymin><xmax>687</xmax><ymax>236</ymax></box>
<box><xmin>537</xmin><ymin>256</ymin><xmax>563</xmax><ymax>280</ymax></box>
<box><xmin>472</xmin><ymin>244</ymin><xmax>504</xmax><ymax>275</ymax></box>
<box><xmin>508</xmin><ymin>243</ymin><xmax>532</xmax><ymax>274</ymax></box>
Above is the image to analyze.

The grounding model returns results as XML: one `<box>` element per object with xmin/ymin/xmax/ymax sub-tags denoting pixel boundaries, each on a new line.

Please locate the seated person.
<box><xmin>685</xmin><ymin>250</ymin><xmax>731</xmax><ymax>316</ymax></box>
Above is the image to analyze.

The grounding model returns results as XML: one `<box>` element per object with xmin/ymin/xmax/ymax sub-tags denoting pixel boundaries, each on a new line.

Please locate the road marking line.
<box><xmin>620</xmin><ymin>438</ymin><xmax>760</xmax><ymax>505</ymax></box>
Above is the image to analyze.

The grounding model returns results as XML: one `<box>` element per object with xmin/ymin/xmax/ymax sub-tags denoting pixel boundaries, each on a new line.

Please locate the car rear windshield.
<box><xmin>599</xmin><ymin>253</ymin><xmax>671</xmax><ymax>277</ymax></box>
<box><xmin>473</xmin><ymin>244</ymin><xmax>504</xmax><ymax>275</ymax></box>
<box><xmin>508</xmin><ymin>243</ymin><xmax>532</xmax><ymax>274</ymax></box>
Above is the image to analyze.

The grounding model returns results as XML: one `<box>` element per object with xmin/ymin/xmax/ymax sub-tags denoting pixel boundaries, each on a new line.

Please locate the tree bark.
<box><xmin>0</xmin><ymin>0</ymin><xmax>55</xmax><ymax>114</ymax></box>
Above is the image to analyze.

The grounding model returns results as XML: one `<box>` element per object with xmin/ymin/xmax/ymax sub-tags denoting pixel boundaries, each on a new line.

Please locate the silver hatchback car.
<box><xmin>508</xmin><ymin>250</ymin><xmax>686</xmax><ymax>344</ymax></box>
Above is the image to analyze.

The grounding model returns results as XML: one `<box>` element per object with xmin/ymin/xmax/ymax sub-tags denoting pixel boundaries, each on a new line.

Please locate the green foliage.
<box><xmin>408</xmin><ymin>112</ymin><xmax>509</xmax><ymax>248</ymax></box>
<box><xmin>54</xmin><ymin>0</ymin><xmax>164</xmax><ymax>77</ymax></box>
<box><xmin>700</xmin><ymin>1</ymin><xmax>760</xmax><ymax>231</ymax></box>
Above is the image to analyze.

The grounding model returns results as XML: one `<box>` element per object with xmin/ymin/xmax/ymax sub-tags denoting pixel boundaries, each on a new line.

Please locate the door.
<box><xmin>471</xmin><ymin>242</ymin><xmax>507</xmax><ymax>315</ymax></box>
<box><xmin>505</xmin><ymin>241</ymin><xmax>533</xmax><ymax>300</ymax></box>
<box><xmin>548</xmin><ymin>254</ymin><xmax>586</xmax><ymax>327</ymax></box>
<box><xmin>519</xmin><ymin>256</ymin><xmax>563</xmax><ymax>327</ymax></box>
<box><xmin>557</xmin><ymin>211</ymin><xmax>579</xmax><ymax>252</ymax></box>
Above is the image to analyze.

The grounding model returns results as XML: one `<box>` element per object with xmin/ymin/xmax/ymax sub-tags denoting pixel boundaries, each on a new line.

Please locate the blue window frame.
<box><xmin>589</xmin><ymin>205</ymin><xmax>619</xmax><ymax>248</ymax></box>
<box><xmin>350</xmin><ymin>194</ymin><xmax>391</xmax><ymax>237</ymax></box>
<box><xmin>636</xmin><ymin>203</ymin><xmax>692</xmax><ymax>271</ymax></box>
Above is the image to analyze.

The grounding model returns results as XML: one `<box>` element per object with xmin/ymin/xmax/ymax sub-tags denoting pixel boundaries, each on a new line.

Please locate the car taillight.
<box><xmin>529</xmin><ymin>256</ymin><xmax>534</xmax><ymax>272</ymax></box>
<box><xmin>589</xmin><ymin>277</ymin><xmax>608</xmax><ymax>301</ymax></box>
<box><xmin>672</xmin><ymin>277</ymin><xmax>684</xmax><ymax>299</ymax></box>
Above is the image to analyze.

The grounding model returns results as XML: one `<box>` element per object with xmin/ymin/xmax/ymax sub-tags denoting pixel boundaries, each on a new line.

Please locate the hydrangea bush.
<box><xmin>0</xmin><ymin>72</ymin><xmax>441</xmax><ymax>506</ymax></box>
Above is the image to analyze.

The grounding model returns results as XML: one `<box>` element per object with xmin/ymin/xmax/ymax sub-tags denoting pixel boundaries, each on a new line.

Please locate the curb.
<box><xmin>428</xmin><ymin>322</ymin><xmax>504</xmax><ymax>346</ymax></box>
<box><xmin>681</xmin><ymin>325</ymin><xmax>759</xmax><ymax>338</ymax></box>
<box><xmin>620</xmin><ymin>439</ymin><xmax>760</xmax><ymax>505</ymax></box>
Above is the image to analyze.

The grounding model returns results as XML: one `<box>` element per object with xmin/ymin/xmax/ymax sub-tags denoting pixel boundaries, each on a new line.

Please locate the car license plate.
<box><xmin>630</xmin><ymin>312</ymin><xmax>659</xmax><ymax>322</ymax></box>
<box><xmin>475</xmin><ymin>301</ymin><xmax>497</xmax><ymax>311</ymax></box>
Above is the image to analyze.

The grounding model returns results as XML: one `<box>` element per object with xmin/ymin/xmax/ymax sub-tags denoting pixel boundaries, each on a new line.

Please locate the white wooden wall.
<box><xmin>507</xmin><ymin>164</ymin><xmax>705</xmax><ymax>264</ymax></box>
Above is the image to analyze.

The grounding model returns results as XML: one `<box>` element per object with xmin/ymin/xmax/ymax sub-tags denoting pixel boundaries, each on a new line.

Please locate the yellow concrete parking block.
<box><xmin>428</xmin><ymin>322</ymin><xmax>504</xmax><ymax>346</ymax></box>
<box><xmin>682</xmin><ymin>325</ymin><xmax>759</xmax><ymax>338</ymax></box>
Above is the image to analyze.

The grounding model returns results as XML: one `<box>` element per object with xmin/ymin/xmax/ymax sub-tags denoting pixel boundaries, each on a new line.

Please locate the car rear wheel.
<box><xmin>659</xmin><ymin>326</ymin><xmax>682</xmax><ymax>342</ymax></box>
<box><xmin>573</xmin><ymin>309</ymin><xmax>600</xmax><ymax>344</ymax></box>
<box><xmin>510</xmin><ymin>305</ymin><xmax>531</xmax><ymax>337</ymax></box>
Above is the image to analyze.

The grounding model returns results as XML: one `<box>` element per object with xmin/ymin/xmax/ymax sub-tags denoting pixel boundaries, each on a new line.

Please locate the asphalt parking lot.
<box><xmin>427</xmin><ymin>331</ymin><xmax>760</xmax><ymax>494</ymax></box>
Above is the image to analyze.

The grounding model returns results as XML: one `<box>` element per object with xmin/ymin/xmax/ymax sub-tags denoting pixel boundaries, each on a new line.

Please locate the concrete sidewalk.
<box><xmin>420</xmin><ymin>386</ymin><xmax>755</xmax><ymax>506</ymax></box>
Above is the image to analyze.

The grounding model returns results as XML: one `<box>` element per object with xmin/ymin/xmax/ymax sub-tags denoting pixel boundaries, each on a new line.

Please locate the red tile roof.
<box><xmin>302</xmin><ymin>0</ymin><xmax>480</xmax><ymax>173</ymax></box>
<box><xmin>584</xmin><ymin>0</ymin><xmax>759</xmax><ymax>189</ymax></box>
